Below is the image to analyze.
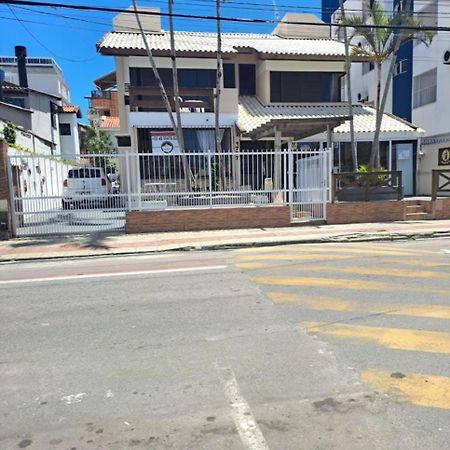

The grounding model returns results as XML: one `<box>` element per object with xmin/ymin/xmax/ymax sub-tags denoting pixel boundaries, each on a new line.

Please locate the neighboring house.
<box><xmin>0</xmin><ymin>52</ymin><xmax>70</xmax><ymax>104</ymax></box>
<box><xmin>327</xmin><ymin>0</ymin><xmax>450</xmax><ymax>195</ymax></box>
<box><xmin>86</xmin><ymin>71</ymin><xmax>121</xmax><ymax>147</ymax></box>
<box><xmin>0</xmin><ymin>46</ymin><xmax>81</xmax><ymax>157</ymax></box>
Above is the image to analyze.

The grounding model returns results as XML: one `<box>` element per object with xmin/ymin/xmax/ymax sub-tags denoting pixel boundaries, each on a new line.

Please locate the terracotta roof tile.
<box><xmin>99</xmin><ymin>116</ymin><xmax>120</xmax><ymax>128</ymax></box>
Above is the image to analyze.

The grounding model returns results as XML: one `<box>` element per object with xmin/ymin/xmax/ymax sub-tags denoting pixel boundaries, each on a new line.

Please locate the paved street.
<box><xmin>0</xmin><ymin>239</ymin><xmax>449</xmax><ymax>449</ymax></box>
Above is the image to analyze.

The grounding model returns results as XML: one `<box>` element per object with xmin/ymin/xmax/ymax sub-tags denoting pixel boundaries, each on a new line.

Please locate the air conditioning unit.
<box><xmin>357</xmin><ymin>92</ymin><xmax>369</xmax><ymax>103</ymax></box>
<box><xmin>444</xmin><ymin>51</ymin><xmax>450</xmax><ymax>65</ymax></box>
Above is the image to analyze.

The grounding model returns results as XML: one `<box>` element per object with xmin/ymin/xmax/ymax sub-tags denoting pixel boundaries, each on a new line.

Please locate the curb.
<box><xmin>1</xmin><ymin>230</ymin><xmax>450</xmax><ymax>264</ymax></box>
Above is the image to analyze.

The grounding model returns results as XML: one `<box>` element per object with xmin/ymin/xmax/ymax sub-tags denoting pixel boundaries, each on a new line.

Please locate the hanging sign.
<box><xmin>438</xmin><ymin>147</ymin><xmax>450</xmax><ymax>166</ymax></box>
<box><xmin>151</xmin><ymin>131</ymin><xmax>180</xmax><ymax>155</ymax></box>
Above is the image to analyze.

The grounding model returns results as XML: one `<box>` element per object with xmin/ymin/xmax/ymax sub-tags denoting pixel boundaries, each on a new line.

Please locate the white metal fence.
<box><xmin>7</xmin><ymin>148</ymin><xmax>330</xmax><ymax>236</ymax></box>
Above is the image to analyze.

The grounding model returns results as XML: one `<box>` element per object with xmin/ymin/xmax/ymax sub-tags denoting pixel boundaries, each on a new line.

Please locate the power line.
<box><xmin>5</xmin><ymin>4</ymin><xmax>95</xmax><ymax>62</ymax></box>
<box><xmin>2</xmin><ymin>0</ymin><xmax>450</xmax><ymax>33</ymax></box>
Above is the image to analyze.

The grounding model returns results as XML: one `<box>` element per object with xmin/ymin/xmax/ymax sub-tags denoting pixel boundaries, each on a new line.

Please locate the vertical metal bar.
<box><xmin>288</xmin><ymin>151</ymin><xmax>294</xmax><ymax>222</ymax></box>
<box><xmin>125</xmin><ymin>150</ymin><xmax>132</xmax><ymax>211</ymax></box>
<box><xmin>207</xmin><ymin>150</ymin><xmax>213</xmax><ymax>207</ymax></box>
<box><xmin>6</xmin><ymin>155</ymin><xmax>17</xmax><ymax>237</ymax></box>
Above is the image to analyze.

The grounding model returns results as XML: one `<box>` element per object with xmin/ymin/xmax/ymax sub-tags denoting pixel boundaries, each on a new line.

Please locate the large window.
<box><xmin>413</xmin><ymin>68</ymin><xmax>437</xmax><ymax>108</ymax></box>
<box><xmin>239</xmin><ymin>64</ymin><xmax>256</xmax><ymax>95</ymax></box>
<box><xmin>129</xmin><ymin>68</ymin><xmax>216</xmax><ymax>88</ymax></box>
<box><xmin>270</xmin><ymin>72</ymin><xmax>342</xmax><ymax>102</ymax></box>
<box><xmin>223</xmin><ymin>64</ymin><xmax>236</xmax><ymax>88</ymax></box>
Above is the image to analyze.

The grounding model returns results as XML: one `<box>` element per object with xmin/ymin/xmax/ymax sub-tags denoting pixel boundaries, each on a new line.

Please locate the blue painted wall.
<box><xmin>392</xmin><ymin>0</ymin><xmax>414</xmax><ymax>122</ymax></box>
<box><xmin>322</xmin><ymin>0</ymin><xmax>340</xmax><ymax>23</ymax></box>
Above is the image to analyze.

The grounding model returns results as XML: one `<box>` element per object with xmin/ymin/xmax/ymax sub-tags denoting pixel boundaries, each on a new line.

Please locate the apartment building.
<box><xmin>327</xmin><ymin>0</ymin><xmax>450</xmax><ymax>194</ymax></box>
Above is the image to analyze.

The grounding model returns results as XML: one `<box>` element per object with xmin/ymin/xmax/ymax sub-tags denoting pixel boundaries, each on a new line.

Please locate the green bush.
<box><xmin>356</xmin><ymin>164</ymin><xmax>388</xmax><ymax>186</ymax></box>
<box><xmin>3</xmin><ymin>122</ymin><xmax>16</xmax><ymax>145</ymax></box>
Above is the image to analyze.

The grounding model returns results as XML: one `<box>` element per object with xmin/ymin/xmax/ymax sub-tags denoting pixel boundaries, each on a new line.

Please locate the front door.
<box><xmin>396</xmin><ymin>143</ymin><xmax>414</xmax><ymax>196</ymax></box>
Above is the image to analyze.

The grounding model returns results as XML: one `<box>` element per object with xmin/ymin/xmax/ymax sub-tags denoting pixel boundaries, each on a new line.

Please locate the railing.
<box><xmin>332</xmin><ymin>171</ymin><xmax>403</xmax><ymax>202</ymax></box>
<box><xmin>89</xmin><ymin>90</ymin><xmax>112</xmax><ymax>100</ymax></box>
<box><xmin>432</xmin><ymin>169</ymin><xmax>450</xmax><ymax>200</ymax></box>
<box><xmin>128</xmin><ymin>87</ymin><xmax>214</xmax><ymax>112</ymax></box>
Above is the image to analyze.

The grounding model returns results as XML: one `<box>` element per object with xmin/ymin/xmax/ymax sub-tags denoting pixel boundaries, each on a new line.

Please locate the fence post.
<box><xmin>431</xmin><ymin>170</ymin><xmax>437</xmax><ymax>201</ymax></box>
<box><xmin>125</xmin><ymin>150</ymin><xmax>132</xmax><ymax>211</ymax></box>
<box><xmin>397</xmin><ymin>170</ymin><xmax>403</xmax><ymax>201</ymax></box>
<box><xmin>0</xmin><ymin>140</ymin><xmax>16</xmax><ymax>237</ymax></box>
<box><xmin>207</xmin><ymin>150</ymin><xmax>213</xmax><ymax>207</ymax></box>
<box><xmin>288</xmin><ymin>151</ymin><xmax>294</xmax><ymax>220</ymax></box>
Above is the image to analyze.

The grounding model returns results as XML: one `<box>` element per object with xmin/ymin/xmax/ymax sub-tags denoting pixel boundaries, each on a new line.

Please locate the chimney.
<box><xmin>15</xmin><ymin>45</ymin><xmax>28</xmax><ymax>88</ymax></box>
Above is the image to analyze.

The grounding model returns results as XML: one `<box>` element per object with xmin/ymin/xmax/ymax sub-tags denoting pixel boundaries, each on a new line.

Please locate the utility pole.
<box><xmin>339</xmin><ymin>0</ymin><xmax>357</xmax><ymax>172</ymax></box>
<box><xmin>131</xmin><ymin>0</ymin><xmax>191</xmax><ymax>187</ymax></box>
<box><xmin>215</xmin><ymin>0</ymin><xmax>223</xmax><ymax>153</ymax></box>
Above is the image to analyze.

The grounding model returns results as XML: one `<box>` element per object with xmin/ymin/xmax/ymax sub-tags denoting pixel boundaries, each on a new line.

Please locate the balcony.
<box><xmin>128</xmin><ymin>87</ymin><xmax>214</xmax><ymax>113</ymax></box>
<box><xmin>89</xmin><ymin>90</ymin><xmax>112</xmax><ymax>100</ymax></box>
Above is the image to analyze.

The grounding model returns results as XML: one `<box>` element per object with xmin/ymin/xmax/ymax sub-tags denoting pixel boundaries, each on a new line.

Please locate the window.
<box><xmin>129</xmin><ymin>68</ymin><xmax>216</xmax><ymax>88</ymax></box>
<box><xmin>50</xmin><ymin>101</ymin><xmax>58</xmax><ymax>128</ymax></box>
<box><xmin>270</xmin><ymin>72</ymin><xmax>342</xmax><ymax>102</ymax></box>
<box><xmin>394</xmin><ymin>59</ymin><xmax>408</xmax><ymax>76</ymax></box>
<box><xmin>239</xmin><ymin>64</ymin><xmax>256</xmax><ymax>95</ymax></box>
<box><xmin>413</xmin><ymin>68</ymin><xmax>437</xmax><ymax>108</ymax></box>
<box><xmin>5</xmin><ymin>97</ymin><xmax>25</xmax><ymax>108</ymax></box>
<box><xmin>59</xmin><ymin>123</ymin><xmax>71</xmax><ymax>135</ymax></box>
<box><xmin>223</xmin><ymin>64</ymin><xmax>236</xmax><ymax>88</ymax></box>
<box><xmin>116</xmin><ymin>135</ymin><xmax>131</xmax><ymax>147</ymax></box>
<box><xmin>362</xmin><ymin>62</ymin><xmax>375</xmax><ymax>74</ymax></box>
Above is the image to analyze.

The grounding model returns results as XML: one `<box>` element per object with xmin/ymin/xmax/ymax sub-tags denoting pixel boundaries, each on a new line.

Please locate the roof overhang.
<box><xmin>242</xmin><ymin>117</ymin><xmax>349</xmax><ymax>140</ymax></box>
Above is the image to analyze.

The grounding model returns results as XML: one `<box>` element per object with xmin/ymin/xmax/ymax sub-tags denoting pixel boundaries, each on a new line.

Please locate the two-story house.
<box><xmin>97</xmin><ymin>6</ymin><xmax>423</xmax><ymax>197</ymax></box>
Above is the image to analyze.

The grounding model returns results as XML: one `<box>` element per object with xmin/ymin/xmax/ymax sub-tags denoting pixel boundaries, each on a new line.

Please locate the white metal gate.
<box><xmin>6</xmin><ymin>148</ymin><xmax>330</xmax><ymax>236</ymax></box>
<box><xmin>288</xmin><ymin>149</ymin><xmax>330</xmax><ymax>222</ymax></box>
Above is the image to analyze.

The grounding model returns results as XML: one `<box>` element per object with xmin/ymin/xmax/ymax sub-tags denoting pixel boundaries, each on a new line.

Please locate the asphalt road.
<box><xmin>0</xmin><ymin>239</ymin><xmax>449</xmax><ymax>449</ymax></box>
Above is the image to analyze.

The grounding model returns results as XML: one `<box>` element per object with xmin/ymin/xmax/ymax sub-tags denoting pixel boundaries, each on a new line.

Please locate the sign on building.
<box><xmin>438</xmin><ymin>147</ymin><xmax>450</xmax><ymax>166</ymax></box>
<box><xmin>151</xmin><ymin>131</ymin><xmax>180</xmax><ymax>155</ymax></box>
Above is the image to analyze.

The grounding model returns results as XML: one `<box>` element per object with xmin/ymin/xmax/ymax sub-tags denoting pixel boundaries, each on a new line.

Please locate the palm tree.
<box><xmin>343</xmin><ymin>0</ymin><xmax>432</xmax><ymax>169</ymax></box>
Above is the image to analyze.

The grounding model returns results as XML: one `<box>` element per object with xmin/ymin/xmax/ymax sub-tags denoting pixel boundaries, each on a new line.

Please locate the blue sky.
<box><xmin>0</xmin><ymin>0</ymin><xmax>321</xmax><ymax>122</ymax></box>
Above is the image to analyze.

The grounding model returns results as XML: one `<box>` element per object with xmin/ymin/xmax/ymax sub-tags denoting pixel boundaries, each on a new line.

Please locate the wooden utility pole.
<box><xmin>339</xmin><ymin>0</ymin><xmax>357</xmax><ymax>171</ymax></box>
<box><xmin>215</xmin><ymin>0</ymin><xmax>223</xmax><ymax>153</ymax></box>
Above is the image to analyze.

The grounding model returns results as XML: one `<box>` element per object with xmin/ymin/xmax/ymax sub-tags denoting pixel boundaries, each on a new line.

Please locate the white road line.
<box><xmin>0</xmin><ymin>265</ymin><xmax>228</xmax><ymax>285</ymax></box>
<box><xmin>215</xmin><ymin>364</ymin><xmax>270</xmax><ymax>450</ymax></box>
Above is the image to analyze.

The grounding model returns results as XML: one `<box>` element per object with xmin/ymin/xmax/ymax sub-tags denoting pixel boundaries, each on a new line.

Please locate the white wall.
<box><xmin>58</xmin><ymin>113</ymin><xmax>80</xmax><ymax>157</ymax></box>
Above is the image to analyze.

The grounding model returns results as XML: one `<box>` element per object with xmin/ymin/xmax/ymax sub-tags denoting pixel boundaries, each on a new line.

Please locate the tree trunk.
<box><xmin>369</xmin><ymin>0</ymin><xmax>412</xmax><ymax>170</ymax></box>
<box><xmin>339</xmin><ymin>0</ymin><xmax>357</xmax><ymax>172</ymax></box>
<box><xmin>168</xmin><ymin>0</ymin><xmax>190</xmax><ymax>189</ymax></box>
<box><xmin>369</xmin><ymin>62</ymin><xmax>382</xmax><ymax>169</ymax></box>
<box><xmin>215</xmin><ymin>0</ymin><xmax>222</xmax><ymax>153</ymax></box>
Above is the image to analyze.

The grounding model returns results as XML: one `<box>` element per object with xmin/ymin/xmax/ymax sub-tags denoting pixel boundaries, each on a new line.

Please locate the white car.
<box><xmin>62</xmin><ymin>167</ymin><xmax>112</xmax><ymax>209</ymax></box>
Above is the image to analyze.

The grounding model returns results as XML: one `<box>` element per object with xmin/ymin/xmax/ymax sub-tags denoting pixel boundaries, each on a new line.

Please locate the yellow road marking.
<box><xmin>301</xmin><ymin>322</ymin><xmax>450</xmax><ymax>354</ymax></box>
<box><xmin>236</xmin><ymin>246</ymin><xmax>436</xmax><ymax>258</ymax></box>
<box><xmin>302</xmin><ymin>265</ymin><xmax>442</xmax><ymax>279</ymax></box>
<box><xmin>267</xmin><ymin>292</ymin><xmax>450</xmax><ymax>320</ymax></box>
<box><xmin>389</xmin><ymin>259</ymin><xmax>450</xmax><ymax>269</ymax></box>
<box><xmin>235</xmin><ymin>253</ymin><xmax>355</xmax><ymax>262</ymax></box>
<box><xmin>252</xmin><ymin>275</ymin><xmax>449</xmax><ymax>296</ymax></box>
<box><xmin>361</xmin><ymin>369</ymin><xmax>450</xmax><ymax>409</ymax></box>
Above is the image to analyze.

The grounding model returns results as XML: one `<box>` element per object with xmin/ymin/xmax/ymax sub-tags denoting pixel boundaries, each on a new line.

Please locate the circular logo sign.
<box><xmin>160</xmin><ymin>141</ymin><xmax>174</xmax><ymax>154</ymax></box>
<box><xmin>442</xmin><ymin>149</ymin><xmax>450</xmax><ymax>164</ymax></box>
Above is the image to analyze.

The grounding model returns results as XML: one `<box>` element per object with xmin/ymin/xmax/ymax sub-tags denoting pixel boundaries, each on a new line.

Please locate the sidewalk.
<box><xmin>1</xmin><ymin>220</ymin><xmax>450</xmax><ymax>262</ymax></box>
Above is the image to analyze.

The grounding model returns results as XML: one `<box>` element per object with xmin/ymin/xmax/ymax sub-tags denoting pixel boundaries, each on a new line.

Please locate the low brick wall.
<box><xmin>327</xmin><ymin>200</ymin><xmax>406</xmax><ymax>224</ymax></box>
<box><xmin>431</xmin><ymin>198</ymin><xmax>450</xmax><ymax>219</ymax></box>
<box><xmin>126</xmin><ymin>206</ymin><xmax>291</xmax><ymax>233</ymax></box>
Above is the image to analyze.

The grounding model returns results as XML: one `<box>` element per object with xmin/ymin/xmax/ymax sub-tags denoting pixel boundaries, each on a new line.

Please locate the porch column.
<box><xmin>326</xmin><ymin>124</ymin><xmax>334</xmax><ymax>149</ymax></box>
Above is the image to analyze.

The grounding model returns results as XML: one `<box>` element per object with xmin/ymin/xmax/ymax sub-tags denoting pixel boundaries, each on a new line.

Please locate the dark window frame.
<box><xmin>59</xmin><ymin>123</ymin><xmax>71</xmax><ymax>136</ymax></box>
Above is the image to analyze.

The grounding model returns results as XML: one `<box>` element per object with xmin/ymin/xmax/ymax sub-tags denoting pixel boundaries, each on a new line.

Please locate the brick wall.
<box><xmin>126</xmin><ymin>206</ymin><xmax>291</xmax><ymax>233</ymax></box>
<box><xmin>91</xmin><ymin>92</ymin><xmax>119</xmax><ymax>117</ymax></box>
<box><xmin>431</xmin><ymin>198</ymin><xmax>450</xmax><ymax>220</ymax></box>
<box><xmin>327</xmin><ymin>200</ymin><xmax>406</xmax><ymax>224</ymax></box>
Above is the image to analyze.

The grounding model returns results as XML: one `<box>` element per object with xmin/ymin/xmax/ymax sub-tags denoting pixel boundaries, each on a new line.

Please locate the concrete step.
<box><xmin>406</xmin><ymin>205</ymin><xmax>425</xmax><ymax>213</ymax></box>
<box><xmin>405</xmin><ymin>212</ymin><xmax>431</xmax><ymax>220</ymax></box>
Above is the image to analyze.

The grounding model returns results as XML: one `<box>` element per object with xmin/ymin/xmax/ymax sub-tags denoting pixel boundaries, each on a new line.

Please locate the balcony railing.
<box><xmin>89</xmin><ymin>90</ymin><xmax>112</xmax><ymax>100</ymax></box>
<box><xmin>128</xmin><ymin>87</ymin><xmax>214</xmax><ymax>112</ymax></box>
